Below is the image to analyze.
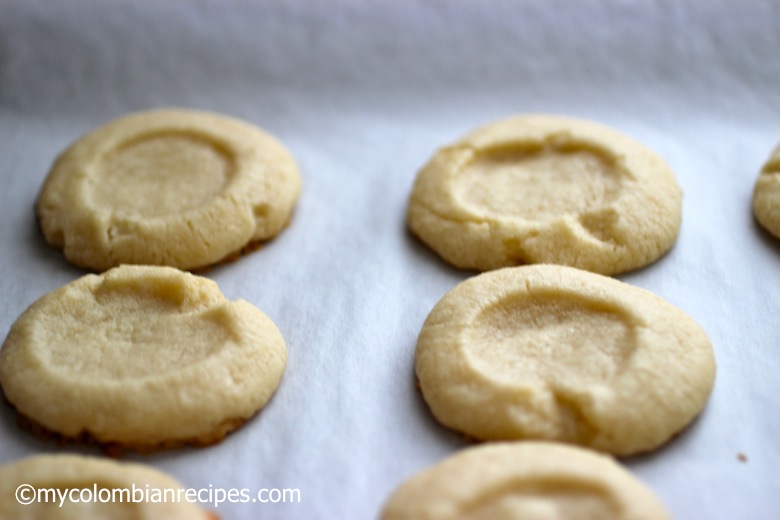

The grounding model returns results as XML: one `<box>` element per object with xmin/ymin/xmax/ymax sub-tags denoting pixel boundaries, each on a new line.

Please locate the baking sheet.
<box><xmin>1</xmin><ymin>1</ymin><xmax>780</xmax><ymax>518</ymax></box>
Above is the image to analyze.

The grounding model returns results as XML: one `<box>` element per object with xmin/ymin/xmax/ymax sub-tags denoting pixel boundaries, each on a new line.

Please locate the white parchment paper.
<box><xmin>1</xmin><ymin>1</ymin><xmax>779</xmax><ymax>518</ymax></box>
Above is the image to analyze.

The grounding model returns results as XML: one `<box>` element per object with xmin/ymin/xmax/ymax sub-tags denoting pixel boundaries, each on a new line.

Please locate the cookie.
<box><xmin>0</xmin><ymin>454</ymin><xmax>216</xmax><ymax>519</ymax></box>
<box><xmin>753</xmin><ymin>142</ymin><xmax>780</xmax><ymax>238</ymax></box>
<box><xmin>415</xmin><ymin>265</ymin><xmax>715</xmax><ymax>456</ymax></box>
<box><xmin>37</xmin><ymin>108</ymin><xmax>301</xmax><ymax>271</ymax></box>
<box><xmin>0</xmin><ymin>265</ymin><xmax>287</xmax><ymax>452</ymax></box>
<box><xmin>380</xmin><ymin>442</ymin><xmax>670</xmax><ymax>520</ymax></box>
<box><xmin>407</xmin><ymin>115</ymin><xmax>682</xmax><ymax>275</ymax></box>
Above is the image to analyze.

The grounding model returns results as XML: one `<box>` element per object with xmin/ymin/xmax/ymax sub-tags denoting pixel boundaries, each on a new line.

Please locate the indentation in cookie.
<box><xmin>464</xmin><ymin>292</ymin><xmax>637</xmax><ymax>387</ymax></box>
<box><xmin>91</xmin><ymin>132</ymin><xmax>234</xmax><ymax>217</ymax></box>
<box><xmin>458</xmin><ymin>478</ymin><xmax>618</xmax><ymax>520</ymax></box>
<box><xmin>452</xmin><ymin>140</ymin><xmax>624</xmax><ymax>222</ymax></box>
<box><xmin>40</xmin><ymin>272</ymin><xmax>234</xmax><ymax>380</ymax></box>
<box><xmin>43</xmin><ymin>304</ymin><xmax>230</xmax><ymax>381</ymax></box>
<box><xmin>578</xmin><ymin>206</ymin><xmax>622</xmax><ymax>245</ymax></box>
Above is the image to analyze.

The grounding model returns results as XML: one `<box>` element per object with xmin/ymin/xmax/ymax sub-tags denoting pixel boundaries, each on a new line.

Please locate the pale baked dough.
<box><xmin>408</xmin><ymin>115</ymin><xmax>682</xmax><ymax>275</ymax></box>
<box><xmin>415</xmin><ymin>265</ymin><xmax>715</xmax><ymax>456</ymax></box>
<box><xmin>0</xmin><ymin>454</ymin><xmax>215</xmax><ymax>520</ymax></box>
<box><xmin>753</xmin><ymin>142</ymin><xmax>780</xmax><ymax>238</ymax></box>
<box><xmin>381</xmin><ymin>442</ymin><xmax>670</xmax><ymax>520</ymax></box>
<box><xmin>0</xmin><ymin>265</ymin><xmax>287</xmax><ymax>452</ymax></box>
<box><xmin>37</xmin><ymin>108</ymin><xmax>301</xmax><ymax>271</ymax></box>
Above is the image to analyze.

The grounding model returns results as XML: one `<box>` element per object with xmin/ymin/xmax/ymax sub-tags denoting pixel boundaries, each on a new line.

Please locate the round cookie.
<box><xmin>0</xmin><ymin>454</ymin><xmax>216</xmax><ymax>520</ymax></box>
<box><xmin>37</xmin><ymin>108</ymin><xmax>301</xmax><ymax>271</ymax></box>
<box><xmin>0</xmin><ymin>265</ymin><xmax>287</xmax><ymax>452</ymax></box>
<box><xmin>415</xmin><ymin>265</ymin><xmax>715</xmax><ymax>456</ymax></box>
<box><xmin>407</xmin><ymin>115</ymin><xmax>682</xmax><ymax>275</ymax></box>
<box><xmin>381</xmin><ymin>442</ymin><xmax>670</xmax><ymax>520</ymax></box>
<box><xmin>753</xmin><ymin>142</ymin><xmax>780</xmax><ymax>238</ymax></box>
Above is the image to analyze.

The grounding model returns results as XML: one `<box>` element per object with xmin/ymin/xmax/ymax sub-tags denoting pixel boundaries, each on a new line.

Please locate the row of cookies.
<box><xmin>0</xmin><ymin>109</ymin><xmax>771</xmax><ymax>517</ymax></box>
<box><xmin>1</xmin><ymin>111</ymin><xmax>306</xmax><ymax>453</ymax></box>
<box><xmin>2</xmin><ymin>111</ymin><xmax>302</xmax><ymax>450</ymax></box>
<box><xmin>379</xmin><ymin>264</ymin><xmax>714</xmax><ymax>519</ymax></box>
<box><xmin>383</xmin><ymin>116</ymin><xmax>723</xmax><ymax>518</ymax></box>
<box><xmin>0</xmin><ymin>110</ymin><xmax>303</xmax><ymax>518</ymax></box>
<box><xmin>31</xmin><ymin>109</ymin><xmax>780</xmax><ymax>273</ymax></box>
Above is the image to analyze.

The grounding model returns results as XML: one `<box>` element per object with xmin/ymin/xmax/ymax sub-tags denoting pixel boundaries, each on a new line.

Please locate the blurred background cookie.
<box><xmin>753</xmin><ymin>142</ymin><xmax>780</xmax><ymax>238</ymax></box>
<box><xmin>381</xmin><ymin>442</ymin><xmax>670</xmax><ymax>520</ymax></box>
<box><xmin>0</xmin><ymin>454</ymin><xmax>217</xmax><ymax>519</ymax></box>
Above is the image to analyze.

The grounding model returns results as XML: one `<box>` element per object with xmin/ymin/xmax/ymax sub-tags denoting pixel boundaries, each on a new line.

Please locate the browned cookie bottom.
<box><xmin>7</xmin><ymin>395</ymin><xmax>251</xmax><ymax>457</ymax></box>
